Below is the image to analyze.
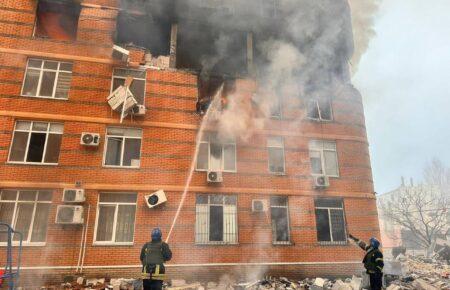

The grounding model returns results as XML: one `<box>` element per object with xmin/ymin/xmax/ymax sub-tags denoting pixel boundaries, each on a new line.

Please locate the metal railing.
<box><xmin>0</xmin><ymin>223</ymin><xmax>23</xmax><ymax>290</ymax></box>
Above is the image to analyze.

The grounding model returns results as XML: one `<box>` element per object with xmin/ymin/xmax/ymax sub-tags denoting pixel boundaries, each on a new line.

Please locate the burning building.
<box><xmin>0</xmin><ymin>0</ymin><xmax>379</xmax><ymax>285</ymax></box>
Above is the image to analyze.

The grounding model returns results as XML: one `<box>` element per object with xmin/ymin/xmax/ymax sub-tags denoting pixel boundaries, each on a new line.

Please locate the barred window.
<box><xmin>195</xmin><ymin>194</ymin><xmax>237</xmax><ymax>244</ymax></box>
<box><xmin>94</xmin><ymin>192</ymin><xmax>137</xmax><ymax>244</ymax></box>
<box><xmin>22</xmin><ymin>59</ymin><xmax>73</xmax><ymax>99</ymax></box>
<box><xmin>196</xmin><ymin>132</ymin><xmax>236</xmax><ymax>172</ymax></box>
<box><xmin>314</xmin><ymin>198</ymin><xmax>347</xmax><ymax>244</ymax></box>
<box><xmin>270</xmin><ymin>196</ymin><xmax>290</xmax><ymax>244</ymax></box>
<box><xmin>104</xmin><ymin>127</ymin><xmax>142</xmax><ymax>168</ymax></box>
<box><xmin>267</xmin><ymin>137</ymin><xmax>285</xmax><ymax>174</ymax></box>
<box><xmin>8</xmin><ymin>121</ymin><xmax>63</xmax><ymax>164</ymax></box>
<box><xmin>309</xmin><ymin>140</ymin><xmax>339</xmax><ymax>177</ymax></box>
<box><xmin>0</xmin><ymin>189</ymin><xmax>52</xmax><ymax>244</ymax></box>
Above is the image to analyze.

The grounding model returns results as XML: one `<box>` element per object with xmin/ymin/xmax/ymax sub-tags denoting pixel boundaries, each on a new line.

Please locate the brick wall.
<box><xmin>0</xmin><ymin>0</ymin><xmax>379</xmax><ymax>285</ymax></box>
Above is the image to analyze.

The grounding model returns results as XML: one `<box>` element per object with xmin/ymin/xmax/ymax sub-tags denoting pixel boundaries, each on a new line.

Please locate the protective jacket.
<box><xmin>140</xmin><ymin>241</ymin><xmax>172</xmax><ymax>280</ymax></box>
<box><xmin>358</xmin><ymin>240</ymin><xmax>384</xmax><ymax>274</ymax></box>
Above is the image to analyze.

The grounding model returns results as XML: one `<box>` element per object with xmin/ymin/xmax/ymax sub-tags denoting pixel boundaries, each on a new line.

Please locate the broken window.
<box><xmin>270</xmin><ymin>196</ymin><xmax>290</xmax><ymax>244</ymax></box>
<box><xmin>94</xmin><ymin>192</ymin><xmax>137</xmax><ymax>244</ymax></box>
<box><xmin>314</xmin><ymin>198</ymin><xmax>347</xmax><ymax>244</ymax></box>
<box><xmin>115</xmin><ymin>11</ymin><xmax>171</xmax><ymax>56</ymax></box>
<box><xmin>22</xmin><ymin>59</ymin><xmax>73</xmax><ymax>99</ymax></box>
<box><xmin>196</xmin><ymin>132</ymin><xmax>236</xmax><ymax>172</ymax></box>
<box><xmin>195</xmin><ymin>194</ymin><xmax>237</xmax><ymax>244</ymax></box>
<box><xmin>111</xmin><ymin>69</ymin><xmax>146</xmax><ymax>105</ymax></box>
<box><xmin>267</xmin><ymin>136</ymin><xmax>285</xmax><ymax>174</ymax></box>
<box><xmin>104</xmin><ymin>127</ymin><xmax>142</xmax><ymax>168</ymax></box>
<box><xmin>0</xmin><ymin>190</ymin><xmax>52</xmax><ymax>244</ymax></box>
<box><xmin>270</xmin><ymin>97</ymin><xmax>282</xmax><ymax>119</ymax></box>
<box><xmin>9</xmin><ymin>121</ymin><xmax>63</xmax><ymax>164</ymax></box>
<box><xmin>308</xmin><ymin>140</ymin><xmax>339</xmax><ymax>177</ymax></box>
<box><xmin>34</xmin><ymin>0</ymin><xmax>81</xmax><ymax>41</ymax></box>
<box><xmin>306</xmin><ymin>99</ymin><xmax>333</xmax><ymax>121</ymax></box>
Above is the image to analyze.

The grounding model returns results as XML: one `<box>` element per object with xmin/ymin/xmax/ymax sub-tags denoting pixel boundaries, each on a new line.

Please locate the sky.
<box><xmin>353</xmin><ymin>0</ymin><xmax>450</xmax><ymax>193</ymax></box>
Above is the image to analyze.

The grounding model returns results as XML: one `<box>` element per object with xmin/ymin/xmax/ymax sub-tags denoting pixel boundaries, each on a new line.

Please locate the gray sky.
<box><xmin>353</xmin><ymin>0</ymin><xmax>450</xmax><ymax>193</ymax></box>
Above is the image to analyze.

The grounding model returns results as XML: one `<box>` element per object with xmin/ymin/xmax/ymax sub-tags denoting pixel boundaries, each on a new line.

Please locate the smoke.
<box><xmin>348</xmin><ymin>0</ymin><xmax>381</xmax><ymax>74</ymax></box>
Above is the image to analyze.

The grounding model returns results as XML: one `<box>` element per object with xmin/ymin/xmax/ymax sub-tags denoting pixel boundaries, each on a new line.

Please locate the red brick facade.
<box><xmin>0</xmin><ymin>0</ymin><xmax>379</xmax><ymax>285</ymax></box>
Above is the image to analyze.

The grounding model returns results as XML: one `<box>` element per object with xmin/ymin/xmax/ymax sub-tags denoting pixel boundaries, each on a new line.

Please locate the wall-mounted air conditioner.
<box><xmin>80</xmin><ymin>133</ymin><xmax>100</xmax><ymax>146</ymax></box>
<box><xmin>132</xmin><ymin>104</ymin><xmax>146</xmax><ymax>116</ymax></box>
<box><xmin>145</xmin><ymin>190</ymin><xmax>167</xmax><ymax>209</ymax></box>
<box><xmin>252</xmin><ymin>199</ymin><xmax>268</xmax><ymax>212</ymax></box>
<box><xmin>207</xmin><ymin>171</ymin><xmax>223</xmax><ymax>183</ymax></box>
<box><xmin>55</xmin><ymin>205</ymin><xmax>84</xmax><ymax>224</ymax></box>
<box><xmin>62</xmin><ymin>188</ymin><xmax>86</xmax><ymax>203</ymax></box>
<box><xmin>313</xmin><ymin>175</ymin><xmax>329</xmax><ymax>188</ymax></box>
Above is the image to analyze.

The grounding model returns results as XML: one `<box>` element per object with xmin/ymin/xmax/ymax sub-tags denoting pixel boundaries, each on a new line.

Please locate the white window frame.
<box><xmin>315</xmin><ymin>199</ymin><xmax>347</xmax><ymax>245</ymax></box>
<box><xmin>7</xmin><ymin>121</ymin><xmax>64</xmax><ymax>165</ymax></box>
<box><xmin>0</xmin><ymin>189</ymin><xmax>52</xmax><ymax>247</ymax></box>
<box><xmin>21</xmin><ymin>58</ymin><xmax>72</xmax><ymax>100</ymax></box>
<box><xmin>270</xmin><ymin>196</ymin><xmax>291</xmax><ymax>245</ymax></box>
<box><xmin>309</xmin><ymin>140</ymin><xmax>339</xmax><ymax>177</ymax></box>
<box><xmin>306</xmin><ymin>98</ymin><xmax>333</xmax><ymax>122</ymax></box>
<box><xmin>103</xmin><ymin>127</ymin><xmax>142</xmax><ymax>168</ymax></box>
<box><xmin>196</xmin><ymin>133</ymin><xmax>237</xmax><ymax>173</ymax></box>
<box><xmin>110</xmin><ymin>68</ymin><xmax>146</xmax><ymax>105</ymax></box>
<box><xmin>267</xmin><ymin>136</ymin><xmax>285</xmax><ymax>174</ymax></box>
<box><xmin>195</xmin><ymin>194</ymin><xmax>238</xmax><ymax>245</ymax></box>
<box><xmin>93</xmin><ymin>192</ymin><xmax>137</xmax><ymax>246</ymax></box>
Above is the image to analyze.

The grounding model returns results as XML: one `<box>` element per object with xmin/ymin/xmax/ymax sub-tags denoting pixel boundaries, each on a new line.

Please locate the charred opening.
<box><xmin>176</xmin><ymin>21</ymin><xmax>247</xmax><ymax>76</ymax></box>
<box><xmin>35</xmin><ymin>0</ymin><xmax>81</xmax><ymax>41</ymax></box>
<box><xmin>196</xmin><ymin>76</ymin><xmax>236</xmax><ymax>115</ymax></box>
<box><xmin>115</xmin><ymin>11</ymin><xmax>171</xmax><ymax>56</ymax></box>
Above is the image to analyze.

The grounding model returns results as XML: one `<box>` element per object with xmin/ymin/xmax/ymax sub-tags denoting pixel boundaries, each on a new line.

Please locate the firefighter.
<box><xmin>140</xmin><ymin>228</ymin><xmax>172</xmax><ymax>290</ymax></box>
<box><xmin>348</xmin><ymin>234</ymin><xmax>384</xmax><ymax>290</ymax></box>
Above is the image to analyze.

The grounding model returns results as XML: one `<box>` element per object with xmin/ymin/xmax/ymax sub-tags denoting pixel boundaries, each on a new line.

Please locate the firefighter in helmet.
<box><xmin>140</xmin><ymin>228</ymin><xmax>172</xmax><ymax>290</ymax></box>
<box><xmin>349</xmin><ymin>234</ymin><xmax>384</xmax><ymax>290</ymax></box>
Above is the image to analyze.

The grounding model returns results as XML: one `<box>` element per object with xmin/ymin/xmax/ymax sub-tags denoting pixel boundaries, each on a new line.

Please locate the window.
<box><xmin>270</xmin><ymin>196</ymin><xmax>290</xmax><ymax>244</ymax></box>
<box><xmin>267</xmin><ymin>136</ymin><xmax>285</xmax><ymax>174</ymax></box>
<box><xmin>0</xmin><ymin>189</ymin><xmax>52</xmax><ymax>244</ymax></box>
<box><xmin>8</xmin><ymin>121</ymin><xmax>63</xmax><ymax>164</ymax></box>
<box><xmin>309</xmin><ymin>140</ymin><xmax>339</xmax><ymax>177</ymax></box>
<box><xmin>22</xmin><ymin>59</ymin><xmax>73</xmax><ymax>99</ymax></box>
<box><xmin>195</xmin><ymin>194</ymin><xmax>237</xmax><ymax>244</ymax></box>
<box><xmin>34</xmin><ymin>0</ymin><xmax>81</xmax><ymax>41</ymax></box>
<box><xmin>196</xmin><ymin>132</ymin><xmax>236</xmax><ymax>172</ymax></box>
<box><xmin>111</xmin><ymin>69</ymin><xmax>146</xmax><ymax>105</ymax></box>
<box><xmin>94</xmin><ymin>192</ymin><xmax>137</xmax><ymax>245</ymax></box>
<box><xmin>314</xmin><ymin>198</ymin><xmax>347</xmax><ymax>244</ymax></box>
<box><xmin>306</xmin><ymin>99</ymin><xmax>332</xmax><ymax>121</ymax></box>
<box><xmin>270</xmin><ymin>97</ymin><xmax>282</xmax><ymax>119</ymax></box>
<box><xmin>104</xmin><ymin>127</ymin><xmax>142</xmax><ymax>168</ymax></box>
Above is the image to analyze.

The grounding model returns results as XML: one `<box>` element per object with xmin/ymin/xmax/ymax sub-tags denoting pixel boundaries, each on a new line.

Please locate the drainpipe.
<box><xmin>80</xmin><ymin>204</ymin><xmax>91</xmax><ymax>273</ymax></box>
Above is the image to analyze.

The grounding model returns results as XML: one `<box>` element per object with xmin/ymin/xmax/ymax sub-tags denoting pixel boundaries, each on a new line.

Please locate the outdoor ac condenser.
<box><xmin>62</xmin><ymin>188</ymin><xmax>86</xmax><ymax>203</ymax></box>
<box><xmin>313</xmin><ymin>175</ymin><xmax>329</xmax><ymax>188</ymax></box>
<box><xmin>80</xmin><ymin>132</ymin><xmax>100</xmax><ymax>146</ymax></box>
<box><xmin>207</xmin><ymin>171</ymin><xmax>223</xmax><ymax>183</ymax></box>
<box><xmin>145</xmin><ymin>190</ymin><xmax>167</xmax><ymax>209</ymax></box>
<box><xmin>55</xmin><ymin>205</ymin><xmax>84</xmax><ymax>224</ymax></box>
<box><xmin>252</xmin><ymin>199</ymin><xmax>268</xmax><ymax>212</ymax></box>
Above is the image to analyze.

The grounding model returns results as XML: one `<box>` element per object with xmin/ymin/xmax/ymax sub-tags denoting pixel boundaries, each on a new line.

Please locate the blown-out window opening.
<box><xmin>306</xmin><ymin>98</ymin><xmax>333</xmax><ymax>121</ymax></box>
<box><xmin>270</xmin><ymin>196</ymin><xmax>290</xmax><ymax>244</ymax></box>
<box><xmin>314</xmin><ymin>198</ymin><xmax>347</xmax><ymax>244</ymax></box>
<box><xmin>267</xmin><ymin>136</ymin><xmax>285</xmax><ymax>174</ymax></box>
<box><xmin>111</xmin><ymin>68</ymin><xmax>147</xmax><ymax>105</ymax></box>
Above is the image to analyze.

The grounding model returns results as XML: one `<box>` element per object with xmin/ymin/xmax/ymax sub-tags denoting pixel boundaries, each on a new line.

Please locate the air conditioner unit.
<box><xmin>132</xmin><ymin>104</ymin><xmax>146</xmax><ymax>116</ymax></box>
<box><xmin>145</xmin><ymin>190</ymin><xmax>167</xmax><ymax>208</ymax></box>
<box><xmin>207</xmin><ymin>171</ymin><xmax>223</xmax><ymax>183</ymax></box>
<box><xmin>112</xmin><ymin>45</ymin><xmax>129</xmax><ymax>62</ymax></box>
<box><xmin>252</xmin><ymin>199</ymin><xmax>268</xmax><ymax>212</ymax></box>
<box><xmin>313</xmin><ymin>175</ymin><xmax>329</xmax><ymax>188</ymax></box>
<box><xmin>55</xmin><ymin>205</ymin><xmax>84</xmax><ymax>224</ymax></box>
<box><xmin>62</xmin><ymin>188</ymin><xmax>86</xmax><ymax>203</ymax></box>
<box><xmin>80</xmin><ymin>133</ymin><xmax>100</xmax><ymax>146</ymax></box>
